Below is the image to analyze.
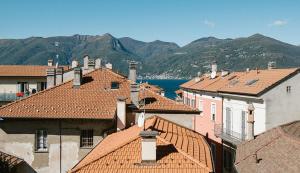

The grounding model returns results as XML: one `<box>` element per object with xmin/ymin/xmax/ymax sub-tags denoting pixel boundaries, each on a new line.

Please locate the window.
<box><xmin>187</xmin><ymin>98</ymin><xmax>190</xmax><ymax>106</ymax></box>
<box><xmin>198</xmin><ymin>100</ymin><xmax>204</xmax><ymax>111</ymax></box>
<box><xmin>35</xmin><ymin>130</ymin><xmax>47</xmax><ymax>151</ymax></box>
<box><xmin>286</xmin><ymin>86</ymin><xmax>291</xmax><ymax>93</ymax></box>
<box><xmin>111</xmin><ymin>82</ymin><xmax>120</xmax><ymax>89</ymax></box>
<box><xmin>80</xmin><ymin>130</ymin><xmax>93</xmax><ymax>147</ymax></box>
<box><xmin>223</xmin><ymin>148</ymin><xmax>234</xmax><ymax>171</ymax></box>
<box><xmin>17</xmin><ymin>82</ymin><xmax>29</xmax><ymax>93</ymax></box>
<box><xmin>37</xmin><ymin>82</ymin><xmax>47</xmax><ymax>91</ymax></box>
<box><xmin>191</xmin><ymin>99</ymin><xmax>195</xmax><ymax>108</ymax></box>
<box><xmin>211</xmin><ymin>103</ymin><xmax>216</xmax><ymax>121</ymax></box>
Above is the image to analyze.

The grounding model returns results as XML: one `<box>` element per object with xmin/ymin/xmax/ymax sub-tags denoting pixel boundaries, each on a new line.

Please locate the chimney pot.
<box><xmin>55</xmin><ymin>67</ymin><xmax>64</xmax><ymax>85</ymax></box>
<box><xmin>268</xmin><ymin>61</ymin><xmax>276</xmax><ymax>70</ymax></box>
<box><xmin>48</xmin><ymin>59</ymin><xmax>53</xmax><ymax>67</ymax></box>
<box><xmin>46</xmin><ymin>68</ymin><xmax>56</xmax><ymax>88</ymax></box>
<box><xmin>129</xmin><ymin>61</ymin><xmax>138</xmax><ymax>83</ymax></box>
<box><xmin>117</xmin><ymin>97</ymin><xmax>127</xmax><ymax>131</ymax></box>
<box><xmin>211</xmin><ymin>61</ymin><xmax>217</xmax><ymax>73</ymax></box>
<box><xmin>88</xmin><ymin>59</ymin><xmax>95</xmax><ymax>70</ymax></box>
<box><xmin>130</xmin><ymin>83</ymin><xmax>139</xmax><ymax>108</ymax></box>
<box><xmin>71</xmin><ymin>60</ymin><xmax>79</xmax><ymax>68</ymax></box>
<box><xmin>95</xmin><ymin>58</ymin><xmax>102</xmax><ymax>69</ymax></box>
<box><xmin>140</xmin><ymin>130</ymin><xmax>159</xmax><ymax>163</ymax></box>
<box><xmin>83</xmin><ymin>55</ymin><xmax>89</xmax><ymax>70</ymax></box>
<box><xmin>105</xmin><ymin>63</ymin><xmax>112</xmax><ymax>69</ymax></box>
<box><xmin>73</xmin><ymin>67</ymin><xmax>82</xmax><ymax>88</ymax></box>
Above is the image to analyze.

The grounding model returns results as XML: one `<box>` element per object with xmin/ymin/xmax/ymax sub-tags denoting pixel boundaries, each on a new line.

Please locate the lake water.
<box><xmin>138</xmin><ymin>79</ymin><xmax>188</xmax><ymax>99</ymax></box>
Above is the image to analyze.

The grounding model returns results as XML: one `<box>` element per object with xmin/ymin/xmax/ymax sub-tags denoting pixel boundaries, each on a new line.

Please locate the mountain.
<box><xmin>1</xmin><ymin>33</ymin><xmax>300</xmax><ymax>78</ymax></box>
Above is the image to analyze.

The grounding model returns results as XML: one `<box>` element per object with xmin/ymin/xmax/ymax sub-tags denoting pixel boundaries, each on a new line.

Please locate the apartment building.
<box><xmin>0</xmin><ymin>57</ymin><xmax>198</xmax><ymax>173</ymax></box>
<box><xmin>180</xmin><ymin>62</ymin><xmax>300</xmax><ymax>173</ymax></box>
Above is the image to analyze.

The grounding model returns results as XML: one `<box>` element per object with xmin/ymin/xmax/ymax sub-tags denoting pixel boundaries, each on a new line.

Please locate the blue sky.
<box><xmin>0</xmin><ymin>0</ymin><xmax>299</xmax><ymax>46</ymax></box>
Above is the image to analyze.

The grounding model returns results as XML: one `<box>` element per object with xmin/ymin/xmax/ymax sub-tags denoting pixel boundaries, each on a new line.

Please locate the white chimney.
<box><xmin>117</xmin><ymin>97</ymin><xmax>127</xmax><ymax>131</ymax></box>
<box><xmin>130</xmin><ymin>83</ymin><xmax>139</xmax><ymax>108</ymax></box>
<box><xmin>88</xmin><ymin>59</ymin><xmax>95</xmax><ymax>70</ymax></box>
<box><xmin>71</xmin><ymin>60</ymin><xmax>79</xmax><ymax>68</ymax></box>
<box><xmin>211</xmin><ymin>61</ymin><xmax>217</xmax><ymax>73</ymax></box>
<box><xmin>247</xmin><ymin>103</ymin><xmax>255</xmax><ymax>140</ymax></box>
<box><xmin>73</xmin><ymin>67</ymin><xmax>82</xmax><ymax>88</ymax></box>
<box><xmin>95</xmin><ymin>58</ymin><xmax>102</xmax><ymax>69</ymax></box>
<box><xmin>48</xmin><ymin>59</ymin><xmax>53</xmax><ymax>67</ymax></box>
<box><xmin>105</xmin><ymin>63</ymin><xmax>112</xmax><ymax>69</ymax></box>
<box><xmin>221</xmin><ymin>70</ymin><xmax>229</xmax><ymax>77</ymax></box>
<box><xmin>46</xmin><ymin>68</ymin><xmax>56</xmax><ymax>89</ymax></box>
<box><xmin>160</xmin><ymin>90</ymin><xmax>165</xmax><ymax>97</ymax></box>
<box><xmin>140</xmin><ymin>131</ymin><xmax>159</xmax><ymax>163</ymax></box>
<box><xmin>83</xmin><ymin>55</ymin><xmax>89</xmax><ymax>70</ymax></box>
<box><xmin>55</xmin><ymin>67</ymin><xmax>64</xmax><ymax>85</ymax></box>
<box><xmin>268</xmin><ymin>61</ymin><xmax>276</xmax><ymax>70</ymax></box>
<box><xmin>129</xmin><ymin>61</ymin><xmax>137</xmax><ymax>83</ymax></box>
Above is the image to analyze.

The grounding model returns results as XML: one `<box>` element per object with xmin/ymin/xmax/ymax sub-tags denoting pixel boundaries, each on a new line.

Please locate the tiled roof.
<box><xmin>235</xmin><ymin>121</ymin><xmax>300</xmax><ymax>173</ymax></box>
<box><xmin>0</xmin><ymin>68</ymin><xmax>197</xmax><ymax>119</ymax></box>
<box><xmin>0</xmin><ymin>65</ymin><xmax>69</xmax><ymax>77</ymax></box>
<box><xmin>181</xmin><ymin>68</ymin><xmax>299</xmax><ymax>96</ymax></box>
<box><xmin>140</xmin><ymin>83</ymin><xmax>163</xmax><ymax>94</ymax></box>
<box><xmin>0</xmin><ymin>150</ymin><xmax>25</xmax><ymax>169</ymax></box>
<box><xmin>70</xmin><ymin>116</ymin><xmax>213</xmax><ymax>173</ymax></box>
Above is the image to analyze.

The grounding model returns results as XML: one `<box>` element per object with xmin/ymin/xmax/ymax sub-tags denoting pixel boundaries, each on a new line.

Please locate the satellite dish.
<box><xmin>137</xmin><ymin>112</ymin><xmax>145</xmax><ymax>128</ymax></box>
<box><xmin>211</xmin><ymin>71</ymin><xmax>217</xmax><ymax>79</ymax></box>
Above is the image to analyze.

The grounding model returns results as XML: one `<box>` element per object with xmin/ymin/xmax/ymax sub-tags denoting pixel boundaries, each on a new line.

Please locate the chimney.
<box><xmin>129</xmin><ymin>61</ymin><xmax>137</xmax><ymax>83</ymax></box>
<box><xmin>46</xmin><ymin>68</ymin><xmax>56</xmax><ymax>89</ymax></box>
<box><xmin>160</xmin><ymin>90</ymin><xmax>165</xmax><ymax>97</ymax></box>
<box><xmin>71</xmin><ymin>60</ymin><xmax>79</xmax><ymax>68</ymax></box>
<box><xmin>55</xmin><ymin>67</ymin><xmax>64</xmax><ymax>85</ymax></box>
<box><xmin>105</xmin><ymin>63</ymin><xmax>112</xmax><ymax>69</ymax></box>
<box><xmin>73</xmin><ymin>67</ymin><xmax>82</xmax><ymax>88</ymax></box>
<box><xmin>247</xmin><ymin>103</ymin><xmax>255</xmax><ymax>140</ymax></box>
<box><xmin>140</xmin><ymin>131</ymin><xmax>159</xmax><ymax>163</ymax></box>
<box><xmin>211</xmin><ymin>61</ymin><xmax>217</xmax><ymax>73</ymax></box>
<box><xmin>117</xmin><ymin>97</ymin><xmax>127</xmax><ymax>131</ymax></box>
<box><xmin>268</xmin><ymin>61</ymin><xmax>276</xmax><ymax>70</ymax></box>
<box><xmin>130</xmin><ymin>83</ymin><xmax>139</xmax><ymax>108</ymax></box>
<box><xmin>221</xmin><ymin>70</ymin><xmax>229</xmax><ymax>77</ymax></box>
<box><xmin>48</xmin><ymin>59</ymin><xmax>53</xmax><ymax>67</ymax></box>
<box><xmin>83</xmin><ymin>55</ymin><xmax>89</xmax><ymax>70</ymax></box>
<box><xmin>88</xmin><ymin>59</ymin><xmax>95</xmax><ymax>70</ymax></box>
<box><xmin>95</xmin><ymin>58</ymin><xmax>102</xmax><ymax>69</ymax></box>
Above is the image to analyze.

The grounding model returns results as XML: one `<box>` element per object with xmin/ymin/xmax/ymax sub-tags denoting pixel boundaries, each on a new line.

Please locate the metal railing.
<box><xmin>214</xmin><ymin>124</ymin><xmax>246</xmax><ymax>145</ymax></box>
<box><xmin>0</xmin><ymin>93</ymin><xmax>17</xmax><ymax>102</ymax></box>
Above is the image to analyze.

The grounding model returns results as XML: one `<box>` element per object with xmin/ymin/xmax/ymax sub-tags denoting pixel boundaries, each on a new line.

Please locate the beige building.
<box><xmin>0</xmin><ymin>58</ymin><xmax>198</xmax><ymax>173</ymax></box>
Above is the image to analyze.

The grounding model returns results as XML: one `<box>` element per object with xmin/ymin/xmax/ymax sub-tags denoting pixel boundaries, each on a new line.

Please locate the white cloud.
<box><xmin>203</xmin><ymin>20</ymin><xmax>215</xmax><ymax>28</ymax></box>
<box><xmin>270</xmin><ymin>20</ymin><xmax>287</xmax><ymax>27</ymax></box>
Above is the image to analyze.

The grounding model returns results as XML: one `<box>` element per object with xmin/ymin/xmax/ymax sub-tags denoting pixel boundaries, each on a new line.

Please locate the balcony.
<box><xmin>214</xmin><ymin>124</ymin><xmax>246</xmax><ymax>146</ymax></box>
<box><xmin>0</xmin><ymin>93</ymin><xmax>17</xmax><ymax>102</ymax></box>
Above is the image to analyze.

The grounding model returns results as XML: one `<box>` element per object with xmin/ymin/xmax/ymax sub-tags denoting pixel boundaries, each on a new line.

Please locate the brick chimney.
<box><xmin>48</xmin><ymin>59</ymin><xmax>54</xmax><ymax>67</ymax></box>
<box><xmin>83</xmin><ymin>55</ymin><xmax>89</xmax><ymax>70</ymax></box>
<box><xmin>95</xmin><ymin>58</ymin><xmax>102</xmax><ymax>69</ymax></box>
<box><xmin>247</xmin><ymin>103</ymin><xmax>255</xmax><ymax>140</ymax></box>
<box><xmin>46</xmin><ymin>68</ymin><xmax>56</xmax><ymax>89</ymax></box>
<box><xmin>140</xmin><ymin>131</ymin><xmax>159</xmax><ymax>163</ymax></box>
<box><xmin>117</xmin><ymin>97</ymin><xmax>127</xmax><ymax>131</ymax></box>
<box><xmin>55</xmin><ymin>67</ymin><xmax>64</xmax><ymax>85</ymax></box>
<box><xmin>130</xmin><ymin>83</ymin><xmax>139</xmax><ymax>108</ymax></box>
<box><xmin>73</xmin><ymin>67</ymin><xmax>82</xmax><ymax>88</ymax></box>
<box><xmin>129</xmin><ymin>61</ymin><xmax>137</xmax><ymax>83</ymax></box>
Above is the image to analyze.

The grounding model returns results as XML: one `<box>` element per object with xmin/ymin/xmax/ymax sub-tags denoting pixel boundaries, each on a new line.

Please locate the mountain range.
<box><xmin>1</xmin><ymin>33</ymin><xmax>300</xmax><ymax>78</ymax></box>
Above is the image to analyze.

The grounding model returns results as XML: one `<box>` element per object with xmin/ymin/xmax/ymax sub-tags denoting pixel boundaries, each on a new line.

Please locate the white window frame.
<box><xmin>211</xmin><ymin>102</ymin><xmax>216</xmax><ymax>121</ymax></box>
<box><xmin>35</xmin><ymin>129</ymin><xmax>48</xmax><ymax>152</ymax></box>
<box><xmin>198</xmin><ymin>99</ymin><xmax>204</xmax><ymax>111</ymax></box>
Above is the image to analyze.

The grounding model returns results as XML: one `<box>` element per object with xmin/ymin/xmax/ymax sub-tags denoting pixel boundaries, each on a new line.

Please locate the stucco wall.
<box><xmin>0</xmin><ymin>119</ymin><xmax>114</xmax><ymax>173</ymax></box>
<box><xmin>0</xmin><ymin>77</ymin><xmax>46</xmax><ymax>94</ymax></box>
<box><xmin>261</xmin><ymin>72</ymin><xmax>300</xmax><ymax>130</ymax></box>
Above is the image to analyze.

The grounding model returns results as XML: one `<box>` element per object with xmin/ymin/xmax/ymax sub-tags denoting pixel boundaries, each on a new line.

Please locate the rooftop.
<box><xmin>70</xmin><ymin>116</ymin><xmax>213</xmax><ymax>173</ymax></box>
<box><xmin>181</xmin><ymin>68</ymin><xmax>299</xmax><ymax>96</ymax></box>
<box><xmin>0</xmin><ymin>65</ymin><xmax>69</xmax><ymax>77</ymax></box>
<box><xmin>0</xmin><ymin>68</ymin><xmax>197</xmax><ymax>119</ymax></box>
<box><xmin>235</xmin><ymin>121</ymin><xmax>300</xmax><ymax>173</ymax></box>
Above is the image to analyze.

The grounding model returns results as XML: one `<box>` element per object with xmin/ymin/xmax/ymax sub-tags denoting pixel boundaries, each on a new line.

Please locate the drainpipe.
<box><xmin>247</xmin><ymin>103</ymin><xmax>255</xmax><ymax>140</ymax></box>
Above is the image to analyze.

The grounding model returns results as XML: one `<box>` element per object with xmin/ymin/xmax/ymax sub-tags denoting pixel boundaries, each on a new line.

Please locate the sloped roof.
<box><xmin>0</xmin><ymin>68</ymin><xmax>197</xmax><ymax>119</ymax></box>
<box><xmin>70</xmin><ymin>116</ymin><xmax>213</xmax><ymax>173</ymax></box>
<box><xmin>235</xmin><ymin>121</ymin><xmax>300</xmax><ymax>173</ymax></box>
<box><xmin>0</xmin><ymin>65</ymin><xmax>69</xmax><ymax>77</ymax></box>
<box><xmin>0</xmin><ymin>150</ymin><xmax>25</xmax><ymax>170</ymax></box>
<box><xmin>181</xmin><ymin>68</ymin><xmax>299</xmax><ymax>96</ymax></box>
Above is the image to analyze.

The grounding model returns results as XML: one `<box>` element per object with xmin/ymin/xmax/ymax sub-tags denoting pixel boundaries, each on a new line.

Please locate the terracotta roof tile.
<box><xmin>70</xmin><ymin>116</ymin><xmax>213</xmax><ymax>173</ymax></box>
<box><xmin>235</xmin><ymin>121</ymin><xmax>300</xmax><ymax>173</ymax></box>
<box><xmin>0</xmin><ymin>68</ymin><xmax>197</xmax><ymax>119</ymax></box>
<box><xmin>0</xmin><ymin>65</ymin><xmax>69</xmax><ymax>77</ymax></box>
<box><xmin>181</xmin><ymin>68</ymin><xmax>299</xmax><ymax>96</ymax></box>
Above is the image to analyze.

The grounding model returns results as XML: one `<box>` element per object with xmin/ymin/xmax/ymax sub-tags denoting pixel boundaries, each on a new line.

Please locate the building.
<box><xmin>0</xmin><ymin>57</ymin><xmax>198</xmax><ymax>173</ymax></box>
<box><xmin>180</xmin><ymin>62</ymin><xmax>300</xmax><ymax>173</ymax></box>
<box><xmin>0</xmin><ymin>150</ymin><xmax>35</xmax><ymax>173</ymax></box>
<box><xmin>69</xmin><ymin>116</ymin><xmax>214</xmax><ymax>173</ymax></box>
<box><xmin>235</xmin><ymin>121</ymin><xmax>300</xmax><ymax>173</ymax></box>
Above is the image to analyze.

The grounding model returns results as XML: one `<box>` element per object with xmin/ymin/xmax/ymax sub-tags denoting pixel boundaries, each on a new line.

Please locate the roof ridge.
<box><xmin>157</xmin><ymin>136</ymin><xmax>212</xmax><ymax>172</ymax></box>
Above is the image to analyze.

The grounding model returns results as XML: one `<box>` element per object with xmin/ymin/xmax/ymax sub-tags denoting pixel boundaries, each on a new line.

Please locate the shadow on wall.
<box><xmin>0</xmin><ymin>159</ymin><xmax>36</xmax><ymax>173</ymax></box>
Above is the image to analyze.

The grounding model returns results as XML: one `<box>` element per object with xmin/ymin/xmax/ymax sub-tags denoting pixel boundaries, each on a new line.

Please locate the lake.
<box><xmin>138</xmin><ymin>79</ymin><xmax>188</xmax><ymax>99</ymax></box>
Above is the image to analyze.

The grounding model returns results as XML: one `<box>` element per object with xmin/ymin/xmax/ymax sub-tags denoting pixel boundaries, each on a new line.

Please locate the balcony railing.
<box><xmin>214</xmin><ymin>124</ymin><xmax>246</xmax><ymax>145</ymax></box>
<box><xmin>0</xmin><ymin>93</ymin><xmax>17</xmax><ymax>102</ymax></box>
